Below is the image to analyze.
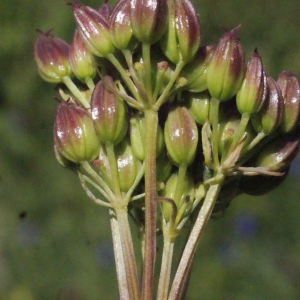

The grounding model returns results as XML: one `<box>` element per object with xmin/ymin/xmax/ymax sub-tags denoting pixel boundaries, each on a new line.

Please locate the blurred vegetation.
<box><xmin>0</xmin><ymin>0</ymin><xmax>300</xmax><ymax>299</ymax></box>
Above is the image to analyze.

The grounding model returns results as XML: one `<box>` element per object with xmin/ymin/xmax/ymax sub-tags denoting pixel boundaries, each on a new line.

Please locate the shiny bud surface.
<box><xmin>91</xmin><ymin>76</ymin><xmax>128</xmax><ymax>144</ymax></box>
<box><xmin>277</xmin><ymin>71</ymin><xmax>300</xmax><ymax>133</ymax></box>
<box><xmin>54</xmin><ymin>101</ymin><xmax>100</xmax><ymax>163</ymax></box>
<box><xmin>72</xmin><ymin>4</ymin><xmax>115</xmax><ymax>57</ymax></box>
<box><xmin>164</xmin><ymin>106</ymin><xmax>198</xmax><ymax>166</ymax></box>
<box><xmin>69</xmin><ymin>29</ymin><xmax>96</xmax><ymax>81</ymax></box>
<box><xmin>34</xmin><ymin>30</ymin><xmax>72</xmax><ymax>83</ymax></box>
<box><xmin>207</xmin><ymin>26</ymin><xmax>245</xmax><ymax>101</ymax></box>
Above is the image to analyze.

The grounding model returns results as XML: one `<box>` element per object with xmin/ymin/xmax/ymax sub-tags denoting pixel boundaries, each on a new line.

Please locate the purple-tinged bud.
<box><xmin>277</xmin><ymin>71</ymin><xmax>300</xmax><ymax>133</ymax></box>
<box><xmin>54</xmin><ymin>101</ymin><xmax>100</xmax><ymax>163</ymax></box>
<box><xmin>186</xmin><ymin>90</ymin><xmax>210</xmax><ymax>125</ymax></box>
<box><xmin>69</xmin><ymin>29</ymin><xmax>96</xmax><ymax>81</ymax></box>
<box><xmin>175</xmin><ymin>0</ymin><xmax>201</xmax><ymax>63</ymax></box>
<box><xmin>251</xmin><ymin>76</ymin><xmax>284</xmax><ymax>134</ymax></box>
<box><xmin>98</xmin><ymin>1</ymin><xmax>112</xmax><ymax>22</ymax></box>
<box><xmin>236</xmin><ymin>49</ymin><xmax>266</xmax><ymax>114</ymax></box>
<box><xmin>130</xmin><ymin>0</ymin><xmax>168</xmax><ymax>44</ymax></box>
<box><xmin>130</xmin><ymin>113</ymin><xmax>165</xmax><ymax>161</ymax></box>
<box><xmin>34</xmin><ymin>30</ymin><xmax>72</xmax><ymax>83</ymax></box>
<box><xmin>207</xmin><ymin>26</ymin><xmax>245</xmax><ymax>101</ymax></box>
<box><xmin>72</xmin><ymin>3</ymin><xmax>115</xmax><ymax>57</ymax></box>
<box><xmin>181</xmin><ymin>45</ymin><xmax>215</xmax><ymax>92</ymax></box>
<box><xmin>54</xmin><ymin>144</ymin><xmax>79</xmax><ymax>171</ymax></box>
<box><xmin>160</xmin><ymin>172</ymin><xmax>194</xmax><ymax>222</ymax></box>
<box><xmin>109</xmin><ymin>0</ymin><xmax>137</xmax><ymax>50</ymax></box>
<box><xmin>255</xmin><ymin>131</ymin><xmax>300</xmax><ymax>171</ymax></box>
<box><xmin>91</xmin><ymin>76</ymin><xmax>128</xmax><ymax>144</ymax></box>
<box><xmin>164</xmin><ymin>106</ymin><xmax>198</xmax><ymax>166</ymax></box>
<box><xmin>160</xmin><ymin>0</ymin><xmax>201</xmax><ymax>64</ymax></box>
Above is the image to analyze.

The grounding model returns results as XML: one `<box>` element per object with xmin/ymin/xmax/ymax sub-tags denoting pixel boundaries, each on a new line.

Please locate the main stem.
<box><xmin>142</xmin><ymin>108</ymin><xmax>158</xmax><ymax>300</ymax></box>
<box><xmin>168</xmin><ymin>176</ymin><xmax>224</xmax><ymax>300</ymax></box>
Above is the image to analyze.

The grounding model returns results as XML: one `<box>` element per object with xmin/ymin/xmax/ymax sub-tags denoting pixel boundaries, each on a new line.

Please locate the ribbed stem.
<box><xmin>142</xmin><ymin>108</ymin><xmax>158</xmax><ymax>300</ymax></box>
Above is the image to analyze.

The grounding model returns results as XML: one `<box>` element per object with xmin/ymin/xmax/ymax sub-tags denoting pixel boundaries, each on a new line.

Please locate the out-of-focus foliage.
<box><xmin>0</xmin><ymin>0</ymin><xmax>299</xmax><ymax>299</ymax></box>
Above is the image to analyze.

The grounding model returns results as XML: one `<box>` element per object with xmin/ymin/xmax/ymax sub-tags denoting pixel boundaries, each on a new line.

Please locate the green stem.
<box><xmin>142</xmin><ymin>108</ymin><xmax>158</xmax><ymax>300</ymax></box>
<box><xmin>85</xmin><ymin>76</ymin><xmax>95</xmax><ymax>91</ymax></box>
<box><xmin>210</xmin><ymin>98</ymin><xmax>220</xmax><ymax>169</ymax></box>
<box><xmin>107</xmin><ymin>53</ymin><xmax>144</xmax><ymax>105</ymax></box>
<box><xmin>62</xmin><ymin>76</ymin><xmax>90</xmax><ymax>108</ymax></box>
<box><xmin>157</xmin><ymin>226</ymin><xmax>176</xmax><ymax>300</ymax></box>
<box><xmin>115</xmin><ymin>207</ymin><xmax>140</xmax><ymax>300</ymax></box>
<box><xmin>109</xmin><ymin>209</ymin><xmax>130</xmax><ymax>300</ymax></box>
<box><xmin>174</xmin><ymin>164</ymin><xmax>188</xmax><ymax>209</ymax></box>
<box><xmin>168</xmin><ymin>175</ymin><xmax>224</xmax><ymax>300</ymax></box>
<box><xmin>80</xmin><ymin>161</ymin><xmax>115</xmax><ymax>201</ymax></box>
<box><xmin>105</xmin><ymin>142</ymin><xmax>122</xmax><ymax>200</ymax></box>
<box><xmin>226</xmin><ymin>112</ymin><xmax>250</xmax><ymax>160</ymax></box>
<box><xmin>142</xmin><ymin>43</ymin><xmax>153</xmax><ymax>102</ymax></box>
<box><xmin>154</xmin><ymin>61</ymin><xmax>185</xmax><ymax>109</ymax></box>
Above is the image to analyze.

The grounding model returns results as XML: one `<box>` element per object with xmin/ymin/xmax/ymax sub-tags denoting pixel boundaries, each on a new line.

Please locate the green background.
<box><xmin>1</xmin><ymin>0</ymin><xmax>300</xmax><ymax>299</ymax></box>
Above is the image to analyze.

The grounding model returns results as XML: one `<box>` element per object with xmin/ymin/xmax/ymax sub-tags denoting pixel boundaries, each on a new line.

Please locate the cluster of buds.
<box><xmin>35</xmin><ymin>0</ymin><xmax>300</xmax><ymax>278</ymax></box>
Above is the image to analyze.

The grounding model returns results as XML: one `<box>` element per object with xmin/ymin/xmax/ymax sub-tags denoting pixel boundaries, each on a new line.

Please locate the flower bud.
<box><xmin>98</xmin><ymin>1</ymin><xmax>112</xmax><ymax>21</ymax></box>
<box><xmin>160</xmin><ymin>0</ymin><xmax>201</xmax><ymax>64</ymax></box>
<box><xmin>181</xmin><ymin>45</ymin><xmax>215</xmax><ymax>92</ymax></box>
<box><xmin>109</xmin><ymin>0</ymin><xmax>137</xmax><ymax>50</ymax></box>
<box><xmin>72</xmin><ymin>3</ymin><xmax>115</xmax><ymax>57</ymax></box>
<box><xmin>54</xmin><ymin>101</ymin><xmax>100</xmax><ymax>163</ymax></box>
<box><xmin>207</xmin><ymin>26</ymin><xmax>245</xmax><ymax>101</ymax></box>
<box><xmin>34</xmin><ymin>30</ymin><xmax>72</xmax><ymax>83</ymax></box>
<box><xmin>164</xmin><ymin>106</ymin><xmax>198</xmax><ymax>166</ymax></box>
<box><xmin>54</xmin><ymin>144</ymin><xmax>78</xmax><ymax>171</ymax></box>
<box><xmin>186</xmin><ymin>90</ymin><xmax>210</xmax><ymax>125</ymax></box>
<box><xmin>236</xmin><ymin>49</ymin><xmax>266</xmax><ymax>114</ymax></box>
<box><xmin>91</xmin><ymin>76</ymin><xmax>128</xmax><ymax>144</ymax></box>
<box><xmin>277</xmin><ymin>71</ymin><xmax>300</xmax><ymax>133</ymax></box>
<box><xmin>130</xmin><ymin>113</ymin><xmax>165</xmax><ymax>161</ymax></box>
<box><xmin>69</xmin><ymin>29</ymin><xmax>96</xmax><ymax>81</ymax></box>
<box><xmin>160</xmin><ymin>172</ymin><xmax>194</xmax><ymax>222</ymax></box>
<box><xmin>130</xmin><ymin>0</ymin><xmax>168</xmax><ymax>44</ymax></box>
<box><xmin>251</xmin><ymin>76</ymin><xmax>284</xmax><ymax>134</ymax></box>
<box><xmin>255</xmin><ymin>131</ymin><xmax>300</xmax><ymax>171</ymax></box>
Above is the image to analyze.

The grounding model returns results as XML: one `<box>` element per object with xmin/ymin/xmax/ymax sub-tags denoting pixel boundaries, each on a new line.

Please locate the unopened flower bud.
<box><xmin>236</xmin><ymin>49</ymin><xmax>266</xmax><ymax>114</ymax></box>
<box><xmin>207</xmin><ymin>26</ymin><xmax>245</xmax><ymax>101</ymax></box>
<box><xmin>69</xmin><ymin>29</ymin><xmax>96</xmax><ymax>81</ymax></box>
<box><xmin>34</xmin><ymin>30</ymin><xmax>72</xmax><ymax>83</ymax></box>
<box><xmin>164</xmin><ymin>106</ymin><xmax>198</xmax><ymax>166</ymax></box>
<box><xmin>255</xmin><ymin>132</ymin><xmax>300</xmax><ymax>171</ymax></box>
<box><xmin>54</xmin><ymin>101</ymin><xmax>100</xmax><ymax>163</ymax></box>
<box><xmin>130</xmin><ymin>0</ymin><xmax>168</xmax><ymax>44</ymax></box>
<box><xmin>130</xmin><ymin>113</ymin><xmax>165</xmax><ymax>161</ymax></box>
<box><xmin>54</xmin><ymin>144</ymin><xmax>78</xmax><ymax>171</ymax></box>
<box><xmin>115</xmin><ymin>139</ymin><xmax>142</xmax><ymax>193</ymax></box>
<box><xmin>160</xmin><ymin>172</ymin><xmax>194</xmax><ymax>222</ymax></box>
<box><xmin>109</xmin><ymin>0</ymin><xmax>136</xmax><ymax>50</ymax></box>
<box><xmin>91</xmin><ymin>76</ymin><xmax>128</xmax><ymax>144</ymax></box>
<box><xmin>72</xmin><ymin>3</ymin><xmax>115</xmax><ymax>57</ymax></box>
<box><xmin>181</xmin><ymin>45</ymin><xmax>215</xmax><ymax>92</ymax></box>
<box><xmin>98</xmin><ymin>1</ymin><xmax>112</xmax><ymax>21</ymax></box>
<box><xmin>277</xmin><ymin>71</ymin><xmax>300</xmax><ymax>133</ymax></box>
<box><xmin>251</xmin><ymin>76</ymin><xmax>284</xmax><ymax>134</ymax></box>
<box><xmin>160</xmin><ymin>0</ymin><xmax>200</xmax><ymax>64</ymax></box>
<box><xmin>186</xmin><ymin>90</ymin><xmax>210</xmax><ymax>125</ymax></box>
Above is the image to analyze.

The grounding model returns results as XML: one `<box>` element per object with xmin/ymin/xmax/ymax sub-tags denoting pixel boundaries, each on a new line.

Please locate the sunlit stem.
<box><xmin>142</xmin><ymin>43</ymin><xmax>153</xmax><ymax>103</ymax></box>
<box><xmin>62</xmin><ymin>76</ymin><xmax>90</xmax><ymax>108</ymax></box>
<box><xmin>168</xmin><ymin>174</ymin><xmax>224</xmax><ymax>300</ymax></box>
